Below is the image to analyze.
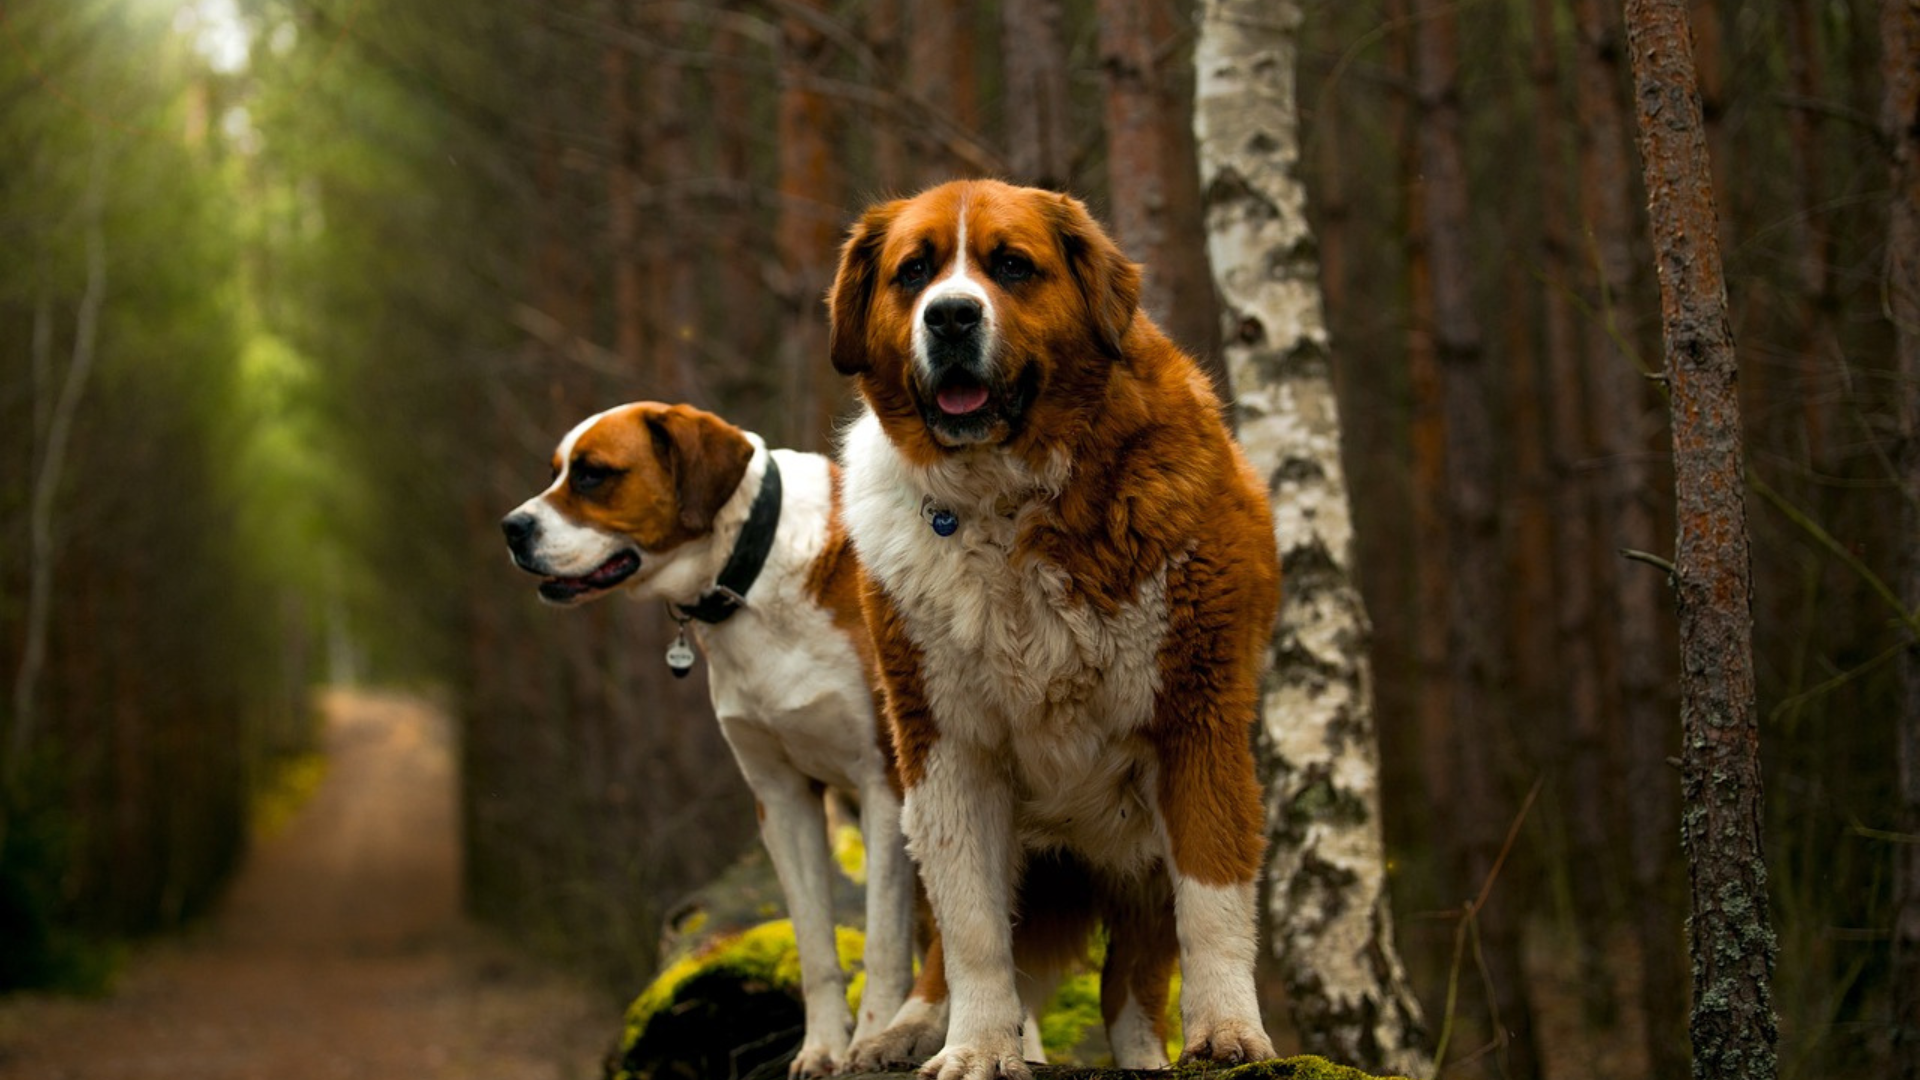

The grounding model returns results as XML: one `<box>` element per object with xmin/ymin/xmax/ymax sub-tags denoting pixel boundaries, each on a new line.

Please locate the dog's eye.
<box><xmin>570</xmin><ymin>461</ymin><xmax>622</xmax><ymax>493</ymax></box>
<box><xmin>991</xmin><ymin>252</ymin><xmax>1034</xmax><ymax>284</ymax></box>
<box><xmin>897</xmin><ymin>257</ymin><xmax>931</xmax><ymax>289</ymax></box>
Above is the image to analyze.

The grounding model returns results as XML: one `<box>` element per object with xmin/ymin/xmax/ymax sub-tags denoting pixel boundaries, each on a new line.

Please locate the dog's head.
<box><xmin>500</xmin><ymin>402</ymin><xmax>755</xmax><ymax>605</ymax></box>
<box><xmin>828</xmin><ymin>180</ymin><xmax>1141</xmax><ymax>461</ymax></box>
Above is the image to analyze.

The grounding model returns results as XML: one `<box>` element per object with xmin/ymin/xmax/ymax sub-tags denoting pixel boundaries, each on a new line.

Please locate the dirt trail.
<box><xmin>0</xmin><ymin>689</ymin><xmax>613</xmax><ymax>1080</ymax></box>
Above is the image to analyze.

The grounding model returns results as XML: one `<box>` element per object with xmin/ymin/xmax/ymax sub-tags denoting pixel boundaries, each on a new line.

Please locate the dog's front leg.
<box><xmin>723</xmin><ymin>720</ymin><xmax>851</xmax><ymax>1079</ymax></box>
<box><xmin>1151</xmin><ymin>711</ymin><xmax>1275</xmax><ymax>1065</ymax></box>
<box><xmin>901</xmin><ymin>741</ymin><xmax>1027</xmax><ymax>1080</ymax></box>
<box><xmin>853</xmin><ymin>780</ymin><xmax>915</xmax><ymax>1043</ymax></box>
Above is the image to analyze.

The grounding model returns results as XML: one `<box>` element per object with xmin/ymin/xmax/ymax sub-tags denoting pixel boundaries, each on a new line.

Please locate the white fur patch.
<box><xmin>910</xmin><ymin>200</ymin><xmax>1001</xmax><ymax>384</ymax></box>
<box><xmin>1108</xmin><ymin>994</ymin><xmax>1171</xmax><ymax>1070</ymax></box>
<box><xmin>1169</xmin><ymin>876</ymin><xmax>1266</xmax><ymax>1054</ymax></box>
<box><xmin>842</xmin><ymin>412</ymin><xmax>1169</xmax><ymax>874</ymax></box>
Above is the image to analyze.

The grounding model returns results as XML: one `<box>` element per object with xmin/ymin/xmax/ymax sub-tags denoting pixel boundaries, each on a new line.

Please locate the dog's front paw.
<box><xmin>917</xmin><ymin>1040</ymin><xmax>1030</xmax><ymax>1080</ymax></box>
<box><xmin>789</xmin><ymin>1040</ymin><xmax>842</xmax><ymax>1079</ymax></box>
<box><xmin>1177</xmin><ymin>1018</ymin><xmax>1275</xmax><ymax>1067</ymax></box>
<box><xmin>847</xmin><ymin>1013</ymin><xmax>945</xmax><ymax>1071</ymax></box>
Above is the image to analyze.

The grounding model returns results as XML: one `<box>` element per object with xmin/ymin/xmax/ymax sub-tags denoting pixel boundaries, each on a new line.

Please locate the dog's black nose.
<box><xmin>923</xmin><ymin>296</ymin><xmax>982</xmax><ymax>342</ymax></box>
<box><xmin>501</xmin><ymin>512</ymin><xmax>536</xmax><ymax>549</ymax></box>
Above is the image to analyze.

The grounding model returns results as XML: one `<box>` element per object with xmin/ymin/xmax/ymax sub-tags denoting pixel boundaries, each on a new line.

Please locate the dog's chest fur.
<box><xmin>843</xmin><ymin>413</ymin><xmax>1170</xmax><ymax>870</ymax></box>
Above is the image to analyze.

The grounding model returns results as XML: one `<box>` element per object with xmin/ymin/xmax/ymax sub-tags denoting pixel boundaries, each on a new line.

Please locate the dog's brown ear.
<box><xmin>1047</xmin><ymin>193</ymin><xmax>1141</xmax><ymax>359</ymax></box>
<box><xmin>645</xmin><ymin>405</ymin><xmax>754</xmax><ymax>535</ymax></box>
<box><xmin>827</xmin><ymin>201</ymin><xmax>901</xmax><ymax>376</ymax></box>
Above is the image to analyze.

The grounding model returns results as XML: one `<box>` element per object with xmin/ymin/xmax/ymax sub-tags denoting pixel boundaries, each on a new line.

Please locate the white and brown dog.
<box><xmin>828</xmin><ymin>180</ymin><xmax>1281</xmax><ymax>1080</ymax></box>
<box><xmin>500</xmin><ymin>402</ymin><xmax>923</xmax><ymax>1078</ymax></box>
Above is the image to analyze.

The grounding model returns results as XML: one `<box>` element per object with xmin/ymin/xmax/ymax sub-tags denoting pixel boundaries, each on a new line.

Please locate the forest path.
<box><xmin>0</xmin><ymin>688</ymin><xmax>612</xmax><ymax>1080</ymax></box>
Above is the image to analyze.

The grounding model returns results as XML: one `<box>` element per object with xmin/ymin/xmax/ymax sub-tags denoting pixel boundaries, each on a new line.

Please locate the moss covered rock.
<box><xmin>611</xmin><ymin>920</ymin><xmax>865</xmax><ymax>1080</ymax></box>
<box><xmin>610</xmin><ymin>918</ymin><xmax>1407</xmax><ymax>1080</ymax></box>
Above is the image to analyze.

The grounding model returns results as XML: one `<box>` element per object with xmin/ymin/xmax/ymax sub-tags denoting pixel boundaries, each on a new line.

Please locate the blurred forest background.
<box><xmin>0</xmin><ymin>0</ymin><xmax>1911</xmax><ymax>1078</ymax></box>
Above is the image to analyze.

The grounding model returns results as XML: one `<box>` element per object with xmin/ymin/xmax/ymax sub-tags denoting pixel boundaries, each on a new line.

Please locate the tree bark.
<box><xmin>1193</xmin><ymin>3</ymin><xmax>1431</xmax><ymax>1075</ymax></box>
<box><xmin>775</xmin><ymin>0</ymin><xmax>844</xmax><ymax>450</ymax></box>
<box><xmin>1532</xmin><ymin>0</ymin><xmax>1618</xmax><ymax>1026</ymax></box>
<box><xmin>1413</xmin><ymin>1</ymin><xmax>1540</xmax><ymax>1074</ymax></box>
<box><xmin>905</xmin><ymin>0</ymin><xmax>976</xmax><ymax>187</ymax></box>
<box><xmin>1885</xmin><ymin>0</ymin><xmax>1920</xmax><ymax>1074</ymax></box>
<box><xmin>1624</xmin><ymin>4</ymin><xmax>1777</xmax><ymax>1079</ymax></box>
<box><xmin>642</xmin><ymin>6</ymin><xmax>697</xmax><ymax>402</ymax></box>
<box><xmin>1000</xmin><ymin>0</ymin><xmax>1072</xmax><ymax>191</ymax></box>
<box><xmin>605</xmin><ymin>3</ymin><xmax>648</xmax><ymax>372</ymax></box>
<box><xmin>1572</xmin><ymin>1</ymin><xmax>1688</xmax><ymax>1072</ymax></box>
<box><xmin>1098</xmin><ymin>0</ymin><xmax>1220</xmax><ymax>375</ymax></box>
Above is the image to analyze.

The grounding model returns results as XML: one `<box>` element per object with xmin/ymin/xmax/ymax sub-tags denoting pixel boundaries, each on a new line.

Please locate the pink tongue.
<box><xmin>936</xmin><ymin>385</ymin><xmax>990</xmax><ymax>415</ymax></box>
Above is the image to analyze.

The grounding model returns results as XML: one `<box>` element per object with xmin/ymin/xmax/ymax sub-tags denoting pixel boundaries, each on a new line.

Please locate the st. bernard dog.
<box><xmin>828</xmin><ymin>179</ymin><xmax>1280</xmax><ymax>1080</ymax></box>
<box><xmin>499</xmin><ymin>402</ymin><xmax>926</xmax><ymax>1078</ymax></box>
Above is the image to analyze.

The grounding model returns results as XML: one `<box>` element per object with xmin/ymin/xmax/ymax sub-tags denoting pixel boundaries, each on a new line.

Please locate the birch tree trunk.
<box><xmin>9</xmin><ymin>140</ymin><xmax>108</xmax><ymax>787</ymax></box>
<box><xmin>1624</xmin><ymin>3</ymin><xmax>1776</xmax><ymax>1077</ymax></box>
<box><xmin>1193</xmin><ymin>4</ymin><xmax>1430</xmax><ymax>1075</ymax></box>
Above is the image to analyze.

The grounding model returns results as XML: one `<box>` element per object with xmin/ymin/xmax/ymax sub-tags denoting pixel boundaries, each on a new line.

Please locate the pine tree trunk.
<box><xmin>1098</xmin><ymin>0</ymin><xmax>1221</xmax><ymax>375</ymax></box>
<box><xmin>1884</xmin><ymin>0</ymin><xmax>1920</xmax><ymax>1074</ymax></box>
<box><xmin>1624</xmin><ymin>4</ymin><xmax>1777</xmax><ymax>1079</ymax></box>
<box><xmin>1532</xmin><ymin>0</ymin><xmax>1617</xmax><ymax>1026</ymax></box>
<box><xmin>1413</xmin><ymin>1</ymin><xmax>1541</xmax><ymax>1074</ymax></box>
<box><xmin>905</xmin><ymin>0</ymin><xmax>976</xmax><ymax>187</ymax></box>
<box><xmin>1193</xmin><ymin>4</ymin><xmax>1431</xmax><ymax>1075</ymax></box>
<box><xmin>643</xmin><ymin>7</ymin><xmax>695</xmax><ymax>401</ymax></box>
<box><xmin>775</xmin><ymin>0</ymin><xmax>843</xmax><ymax>450</ymax></box>
<box><xmin>605</xmin><ymin>6</ymin><xmax>647</xmax><ymax>371</ymax></box>
<box><xmin>1573</xmin><ymin>1</ymin><xmax>1688</xmax><ymax>1072</ymax></box>
<box><xmin>1000</xmin><ymin>0</ymin><xmax>1071</xmax><ymax>191</ymax></box>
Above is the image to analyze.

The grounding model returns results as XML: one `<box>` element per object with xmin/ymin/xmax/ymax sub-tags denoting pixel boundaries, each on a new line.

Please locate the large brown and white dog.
<box><xmin>828</xmin><ymin>180</ymin><xmax>1281</xmax><ymax>1080</ymax></box>
<box><xmin>499</xmin><ymin>403</ymin><xmax>923</xmax><ymax>1078</ymax></box>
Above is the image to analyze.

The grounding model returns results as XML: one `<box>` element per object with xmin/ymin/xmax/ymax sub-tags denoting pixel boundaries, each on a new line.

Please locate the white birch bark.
<box><xmin>8</xmin><ymin>140</ymin><xmax>109</xmax><ymax>785</ymax></box>
<box><xmin>1193</xmin><ymin>3</ymin><xmax>1432</xmax><ymax>1075</ymax></box>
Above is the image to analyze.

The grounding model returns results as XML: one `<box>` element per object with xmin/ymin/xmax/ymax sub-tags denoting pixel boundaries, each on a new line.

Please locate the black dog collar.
<box><xmin>673</xmin><ymin>454</ymin><xmax>782</xmax><ymax>625</ymax></box>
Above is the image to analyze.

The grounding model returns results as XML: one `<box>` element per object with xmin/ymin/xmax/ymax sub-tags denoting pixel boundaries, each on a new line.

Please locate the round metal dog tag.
<box><xmin>666</xmin><ymin>628</ymin><xmax>697</xmax><ymax>678</ymax></box>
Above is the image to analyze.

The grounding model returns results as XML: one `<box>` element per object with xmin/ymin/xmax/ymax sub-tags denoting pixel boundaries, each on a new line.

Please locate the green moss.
<box><xmin>1198</xmin><ymin>1054</ymin><xmax>1411</xmax><ymax>1080</ymax></box>
<box><xmin>615</xmin><ymin>922</ymin><xmax>1402</xmax><ymax>1080</ymax></box>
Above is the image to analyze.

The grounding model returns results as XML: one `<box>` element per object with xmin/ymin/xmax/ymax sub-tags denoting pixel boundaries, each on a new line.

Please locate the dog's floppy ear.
<box><xmin>1047</xmin><ymin>193</ymin><xmax>1141</xmax><ymax>359</ymax></box>
<box><xmin>644</xmin><ymin>405</ymin><xmax>754</xmax><ymax>535</ymax></box>
<box><xmin>827</xmin><ymin>201</ymin><xmax>901</xmax><ymax>376</ymax></box>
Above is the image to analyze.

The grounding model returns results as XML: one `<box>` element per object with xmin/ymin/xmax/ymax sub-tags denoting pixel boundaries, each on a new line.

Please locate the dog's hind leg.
<box><xmin>854</xmin><ymin>781</ymin><xmax>915</xmax><ymax>1044</ymax></box>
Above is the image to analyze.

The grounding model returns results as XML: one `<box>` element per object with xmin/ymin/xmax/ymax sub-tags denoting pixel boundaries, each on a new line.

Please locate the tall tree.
<box><xmin>1000</xmin><ymin>0</ymin><xmax>1072</xmax><ymax>191</ymax></box>
<box><xmin>1098</xmin><ymin>0</ymin><xmax>1219</xmax><ymax>369</ymax></box>
<box><xmin>8</xmin><ymin>137</ymin><xmax>107</xmax><ymax>786</ymax></box>
<box><xmin>1886</xmin><ymin>0</ymin><xmax>1920</xmax><ymax>1074</ymax></box>
<box><xmin>905</xmin><ymin>0</ymin><xmax>977</xmax><ymax>186</ymax></box>
<box><xmin>1414</xmin><ymin>0</ymin><xmax>1540</xmax><ymax>1073</ymax></box>
<box><xmin>775</xmin><ymin>0</ymin><xmax>845</xmax><ymax>449</ymax></box>
<box><xmin>1532</xmin><ymin>0</ymin><xmax>1617</xmax><ymax>1025</ymax></box>
<box><xmin>605</xmin><ymin>1</ymin><xmax>648</xmax><ymax>371</ymax></box>
<box><xmin>1193</xmin><ymin>2</ymin><xmax>1431</xmax><ymax>1074</ymax></box>
<box><xmin>1572</xmin><ymin>0</ymin><xmax>1688</xmax><ymax>1071</ymax></box>
<box><xmin>1624</xmin><ymin>3</ymin><xmax>1777</xmax><ymax>1078</ymax></box>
